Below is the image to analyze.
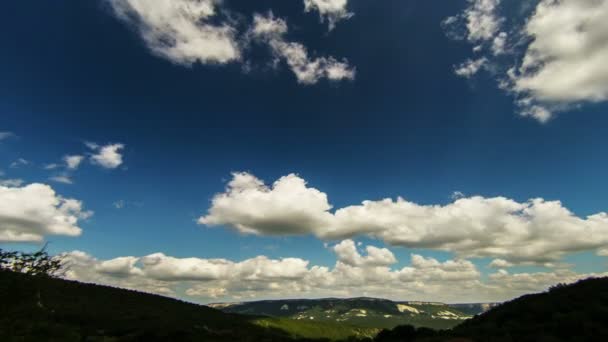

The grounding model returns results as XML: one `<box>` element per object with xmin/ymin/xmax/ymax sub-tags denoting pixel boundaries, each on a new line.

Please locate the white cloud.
<box><xmin>88</xmin><ymin>143</ymin><xmax>125</xmax><ymax>169</ymax></box>
<box><xmin>513</xmin><ymin>0</ymin><xmax>608</xmax><ymax>104</ymax></box>
<box><xmin>333</xmin><ymin>239</ymin><xmax>396</xmax><ymax>267</ymax></box>
<box><xmin>61</xmin><ymin>241</ymin><xmax>606</xmax><ymax>303</ymax></box>
<box><xmin>0</xmin><ymin>179</ymin><xmax>24</xmax><ymax>187</ymax></box>
<box><xmin>464</xmin><ymin>0</ymin><xmax>503</xmax><ymax>42</ymax></box>
<box><xmin>491</xmin><ymin>31</ymin><xmax>507</xmax><ymax>55</ymax></box>
<box><xmin>445</xmin><ymin>0</ymin><xmax>608</xmax><ymax>122</ymax></box>
<box><xmin>0</xmin><ymin>183</ymin><xmax>91</xmax><ymax>242</ymax></box>
<box><xmin>455</xmin><ymin>58</ymin><xmax>488</xmax><ymax>78</ymax></box>
<box><xmin>489</xmin><ymin>258</ymin><xmax>514</xmax><ymax>268</ymax></box>
<box><xmin>488</xmin><ymin>269</ymin><xmax>608</xmax><ymax>294</ymax></box>
<box><xmin>108</xmin><ymin>0</ymin><xmax>240</xmax><ymax>65</ymax></box>
<box><xmin>64</xmin><ymin>155</ymin><xmax>85</xmax><ymax>170</ymax></box>
<box><xmin>200</xmin><ymin>172</ymin><xmax>608</xmax><ymax>264</ymax></box>
<box><xmin>249</xmin><ymin>12</ymin><xmax>355</xmax><ymax>84</ymax></box>
<box><xmin>49</xmin><ymin>175</ymin><xmax>74</xmax><ymax>185</ymax></box>
<box><xmin>399</xmin><ymin>254</ymin><xmax>480</xmax><ymax>283</ymax></box>
<box><xmin>199</xmin><ymin>172</ymin><xmax>333</xmax><ymax>235</ymax></box>
<box><xmin>303</xmin><ymin>0</ymin><xmax>353</xmax><ymax>30</ymax></box>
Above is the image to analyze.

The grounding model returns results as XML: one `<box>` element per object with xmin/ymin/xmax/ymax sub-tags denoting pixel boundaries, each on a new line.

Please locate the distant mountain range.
<box><xmin>210</xmin><ymin>298</ymin><xmax>498</xmax><ymax>330</ymax></box>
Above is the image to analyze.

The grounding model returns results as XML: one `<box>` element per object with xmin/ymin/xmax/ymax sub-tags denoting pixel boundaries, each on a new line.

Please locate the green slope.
<box><xmin>255</xmin><ymin>317</ymin><xmax>379</xmax><ymax>341</ymax></box>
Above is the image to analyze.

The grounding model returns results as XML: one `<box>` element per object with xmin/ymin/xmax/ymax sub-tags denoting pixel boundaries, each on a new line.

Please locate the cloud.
<box><xmin>105</xmin><ymin>1</ymin><xmax>356</xmax><ymax>85</ymax></box>
<box><xmin>107</xmin><ymin>0</ymin><xmax>240</xmax><ymax>65</ymax></box>
<box><xmin>512</xmin><ymin>0</ymin><xmax>608</xmax><ymax>105</ymax></box>
<box><xmin>333</xmin><ymin>239</ymin><xmax>396</xmax><ymax>267</ymax></box>
<box><xmin>445</xmin><ymin>0</ymin><xmax>608</xmax><ymax>122</ymax></box>
<box><xmin>464</xmin><ymin>0</ymin><xmax>503</xmax><ymax>42</ymax></box>
<box><xmin>0</xmin><ymin>183</ymin><xmax>92</xmax><ymax>242</ymax></box>
<box><xmin>303</xmin><ymin>0</ymin><xmax>353</xmax><ymax>30</ymax></box>
<box><xmin>454</xmin><ymin>58</ymin><xmax>488</xmax><ymax>78</ymax></box>
<box><xmin>0</xmin><ymin>179</ymin><xmax>24</xmax><ymax>187</ymax></box>
<box><xmin>64</xmin><ymin>155</ymin><xmax>85</xmax><ymax>170</ymax></box>
<box><xmin>489</xmin><ymin>259</ymin><xmax>514</xmax><ymax>268</ymax></box>
<box><xmin>88</xmin><ymin>143</ymin><xmax>125</xmax><ymax>169</ymax></box>
<box><xmin>249</xmin><ymin>12</ymin><xmax>355</xmax><ymax>84</ymax></box>
<box><xmin>199</xmin><ymin>172</ymin><xmax>333</xmax><ymax>235</ymax></box>
<box><xmin>9</xmin><ymin>158</ymin><xmax>29</xmax><ymax>169</ymax></box>
<box><xmin>200</xmin><ymin>172</ymin><xmax>608</xmax><ymax>264</ymax></box>
<box><xmin>0</xmin><ymin>131</ymin><xmax>16</xmax><ymax>141</ymax></box>
<box><xmin>61</xmin><ymin>240</ymin><xmax>606</xmax><ymax>303</ymax></box>
<box><xmin>49</xmin><ymin>175</ymin><xmax>74</xmax><ymax>185</ymax></box>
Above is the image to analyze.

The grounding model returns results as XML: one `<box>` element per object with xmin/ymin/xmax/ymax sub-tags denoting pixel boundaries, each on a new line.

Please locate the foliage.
<box><xmin>0</xmin><ymin>245</ymin><xmax>64</xmax><ymax>277</ymax></box>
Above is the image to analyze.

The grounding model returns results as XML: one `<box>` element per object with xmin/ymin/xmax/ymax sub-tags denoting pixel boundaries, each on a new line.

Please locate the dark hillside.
<box><xmin>0</xmin><ymin>270</ymin><xmax>316</xmax><ymax>342</ymax></box>
<box><xmin>374</xmin><ymin>277</ymin><xmax>608</xmax><ymax>342</ymax></box>
<box><xmin>451</xmin><ymin>277</ymin><xmax>608</xmax><ymax>341</ymax></box>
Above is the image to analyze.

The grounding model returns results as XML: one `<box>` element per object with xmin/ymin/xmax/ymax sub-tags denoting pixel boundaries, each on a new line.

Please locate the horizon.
<box><xmin>2</xmin><ymin>0</ymin><xmax>608</xmax><ymax>305</ymax></box>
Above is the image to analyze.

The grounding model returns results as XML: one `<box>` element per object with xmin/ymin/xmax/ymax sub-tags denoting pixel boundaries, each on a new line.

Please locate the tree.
<box><xmin>0</xmin><ymin>244</ymin><xmax>65</xmax><ymax>277</ymax></box>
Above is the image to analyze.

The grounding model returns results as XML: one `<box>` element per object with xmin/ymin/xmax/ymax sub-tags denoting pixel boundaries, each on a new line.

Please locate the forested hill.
<box><xmin>0</xmin><ymin>270</ymin><xmax>317</xmax><ymax>342</ymax></box>
<box><xmin>451</xmin><ymin>277</ymin><xmax>608</xmax><ymax>341</ymax></box>
<box><xmin>376</xmin><ymin>277</ymin><xmax>608</xmax><ymax>341</ymax></box>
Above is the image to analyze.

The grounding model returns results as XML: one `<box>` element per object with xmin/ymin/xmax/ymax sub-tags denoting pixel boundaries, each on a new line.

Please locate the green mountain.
<box><xmin>211</xmin><ymin>297</ymin><xmax>474</xmax><ymax>330</ymax></box>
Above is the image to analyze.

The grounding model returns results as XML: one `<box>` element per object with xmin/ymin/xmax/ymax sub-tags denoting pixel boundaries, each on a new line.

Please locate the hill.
<box><xmin>0</xmin><ymin>270</ymin><xmax>324</xmax><ymax>341</ymax></box>
<box><xmin>211</xmin><ymin>297</ymin><xmax>473</xmax><ymax>330</ymax></box>
<box><xmin>375</xmin><ymin>277</ymin><xmax>608</xmax><ymax>341</ymax></box>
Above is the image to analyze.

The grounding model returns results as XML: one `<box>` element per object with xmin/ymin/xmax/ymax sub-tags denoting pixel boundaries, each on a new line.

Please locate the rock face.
<box><xmin>209</xmin><ymin>297</ymin><xmax>476</xmax><ymax>330</ymax></box>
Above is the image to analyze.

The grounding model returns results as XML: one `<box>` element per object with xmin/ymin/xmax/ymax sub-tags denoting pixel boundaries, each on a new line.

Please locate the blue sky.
<box><xmin>1</xmin><ymin>0</ymin><xmax>608</xmax><ymax>303</ymax></box>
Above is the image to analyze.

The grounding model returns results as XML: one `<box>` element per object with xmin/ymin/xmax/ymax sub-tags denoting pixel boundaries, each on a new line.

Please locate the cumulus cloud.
<box><xmin>303</xmin><ymin>0</ymin><xmax>353</xmax><ymax>30</ymax></box>
<box><xmin>249</xmin><ymin>12</ymin><xmax>355</xmax><ymax>84</ymax></box>
<box><xmin>199</xmin><ymin>172</ymin><xmax>333</xmax><ymax>235</ymax></box>
<box><xmin>88</xmin><ymin>143</ymin><xmax>125</xmax><ymax>169</ymax></box>
<box><xmin>61</xmin><ymin>240</ymin><xmax>605</xmax><ymax>303</ymax></box>
<box><xmin>333</xmin><ymin>239</ymin><xmax>396</xmax><ymax>267</ymax></box>
<box><xmin>107</xmin><ymin>0</ymin><xmax>240</xmax><ymax>65</ymax></box>
<box><xmin>512</xmin><ymin>0</ymin><xmax>608</xmax><ymax>104</ymax></box>
<box><xmin>200</xmin><ymin>172</ymin><xmax>608</xmax><ymax>264</ymax></box>
<box><xmin>445</xmin><ymin>0</ymin><xmax>608</xmax><ymax>122</ymax></box>
<box><xmin>0</xmin><ymin>183</ymin><xmax>91</xmax><ymax>242</ymax></box>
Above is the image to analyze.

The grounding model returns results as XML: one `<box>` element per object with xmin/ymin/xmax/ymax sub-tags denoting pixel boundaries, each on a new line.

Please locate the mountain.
<box><xmin>210</xmin><ymin>297</ymin><xmax>474</xmax><ymax>330</ymax></box>
<box><xmin>375</xmin><ymin>277</ymin><xmax>608</xmax><ymax>341</ymax></box>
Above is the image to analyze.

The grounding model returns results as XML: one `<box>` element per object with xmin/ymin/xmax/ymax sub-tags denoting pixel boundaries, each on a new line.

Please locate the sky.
<box><xmin>1</xmin><ymin>0</ymin><xmax>608</xmax><ymax>304</ymax></box>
